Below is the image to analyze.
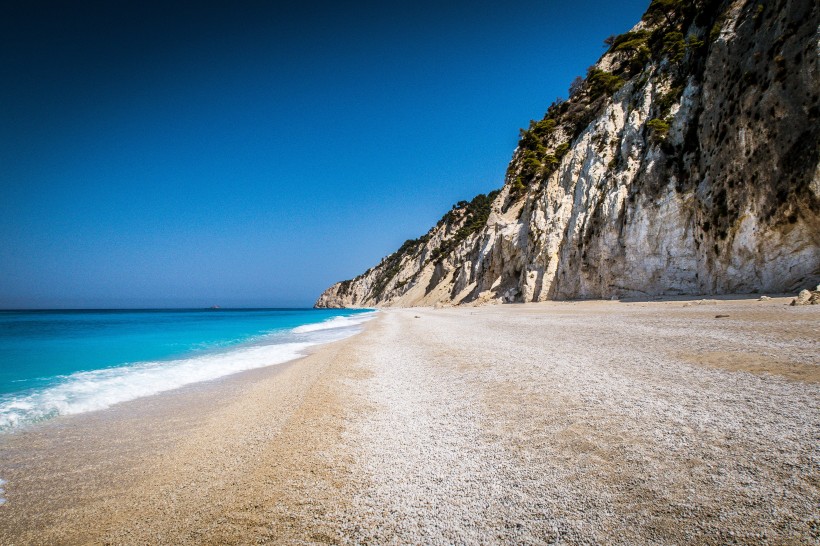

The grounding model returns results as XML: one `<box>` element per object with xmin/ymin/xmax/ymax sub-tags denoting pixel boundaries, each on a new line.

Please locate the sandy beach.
<box><xmin>0</xmin><ymin>297</ymin><xmax>818</xmax><ymax>544</ymax></box>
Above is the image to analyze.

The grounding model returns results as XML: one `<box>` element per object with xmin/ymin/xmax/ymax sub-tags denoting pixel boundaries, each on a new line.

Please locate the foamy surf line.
<box><xmin>292</xmin><ymin>311</ymin><xmax>377</xmax><ymax>333</ymax></box>
<box><xmin>0</xmin><ymin>311</ymin><xmax>376</xmax><ymax>431</ymax></box>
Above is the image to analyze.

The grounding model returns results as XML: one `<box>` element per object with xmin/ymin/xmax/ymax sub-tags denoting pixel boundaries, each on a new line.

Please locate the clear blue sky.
<box><xmin>1</xmin><ymin>0</ymin><xmax>649</xmax><ymax>308</ymax></box>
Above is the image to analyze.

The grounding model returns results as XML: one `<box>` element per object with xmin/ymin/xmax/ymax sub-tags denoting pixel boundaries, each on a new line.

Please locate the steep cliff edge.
<box><xmin>316</xmin><ymin>0</ymin><xmax>820</xmax><ymax>308</ymax></box>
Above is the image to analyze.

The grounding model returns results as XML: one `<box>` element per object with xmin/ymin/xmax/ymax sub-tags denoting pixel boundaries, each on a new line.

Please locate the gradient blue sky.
<box><xmin>1</xmin><ymin>0</ymin><xmax>649</xmax><ymax>308</ymax></box>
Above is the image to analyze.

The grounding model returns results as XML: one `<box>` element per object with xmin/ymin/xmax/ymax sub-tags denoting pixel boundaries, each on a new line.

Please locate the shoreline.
<box><xmin>0</xmin><ymin>308</ymin><xmax>377</xmax><ymax>431</ymax></box>
<box><xmin>1</xmin><ymin>297</ymin><xmax>818</xmax><ymax>543</ymax></box>
<box><xmin>0</xmin><ymin>317</ymin><xmax>379</xmax><ymax>543</ymax></box>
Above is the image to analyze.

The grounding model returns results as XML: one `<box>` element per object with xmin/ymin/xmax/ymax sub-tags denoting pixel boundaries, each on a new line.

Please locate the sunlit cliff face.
<box><xmin>316</xmin><ymin>0</ymin><xmax>820</xmax><ymax>308</ymax></box>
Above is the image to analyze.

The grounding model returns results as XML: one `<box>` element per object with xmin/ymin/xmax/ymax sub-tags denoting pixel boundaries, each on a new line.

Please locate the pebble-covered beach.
<box><xmin>1</xmin><ymin>297</ymin><xmax>817</xmax><ymax>544</ymax></box>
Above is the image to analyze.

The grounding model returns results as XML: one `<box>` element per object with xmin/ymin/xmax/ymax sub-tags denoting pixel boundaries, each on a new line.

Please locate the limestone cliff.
<box><xmin>316</xmin><ymin>0</ymin><xmax>820</xmax><ymax>308</ymax></box>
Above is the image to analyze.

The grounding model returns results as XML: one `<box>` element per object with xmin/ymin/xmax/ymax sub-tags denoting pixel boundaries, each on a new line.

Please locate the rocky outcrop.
<box><xmin>316</xmin><ymin>0</ymin><xmax>820</xmax><ymax>308</ymax></box>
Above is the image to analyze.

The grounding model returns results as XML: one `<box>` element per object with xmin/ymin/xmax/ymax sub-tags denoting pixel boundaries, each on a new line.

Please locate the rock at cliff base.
<box><xmin>790</xmin><ymin>289</ymin><xmax>820</xmax><ymax>306</ymax></box>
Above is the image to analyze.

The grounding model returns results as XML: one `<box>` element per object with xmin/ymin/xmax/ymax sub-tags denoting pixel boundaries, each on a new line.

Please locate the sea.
<box><xmin>0</xmin><ymin>308</ymin><xmax>375</xmax><ymax>432</ymax></box>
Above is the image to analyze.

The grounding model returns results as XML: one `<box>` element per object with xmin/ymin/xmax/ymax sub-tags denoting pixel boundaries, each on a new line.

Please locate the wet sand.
<box><xmin>0</xmin><ymin>297</ymin><xmax>818</xmax><ymax>544</ymax></box>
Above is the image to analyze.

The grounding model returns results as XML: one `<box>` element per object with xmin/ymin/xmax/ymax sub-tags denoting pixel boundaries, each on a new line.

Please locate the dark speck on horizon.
<box><xmin>0</xmin><ymin>0</ymin><xmax>647</xmax><ymax>309</ymax></box>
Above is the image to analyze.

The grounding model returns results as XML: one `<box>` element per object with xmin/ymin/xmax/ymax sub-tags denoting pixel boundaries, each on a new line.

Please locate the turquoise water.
<box><xmin>0</xmin><ymin>308</ymin><xmax>374</xmax><ymax>430</ymax></box>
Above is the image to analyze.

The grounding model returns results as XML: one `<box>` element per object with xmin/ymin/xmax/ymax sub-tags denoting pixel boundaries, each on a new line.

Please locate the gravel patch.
<box><xmin>338</xmin><ymin>300</ymin><xmax>819</xmax><ymax>544</ymax></box>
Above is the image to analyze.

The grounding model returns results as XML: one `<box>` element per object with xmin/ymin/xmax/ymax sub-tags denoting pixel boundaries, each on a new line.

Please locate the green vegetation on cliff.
<box><xmin>431</xmin><ymin>190</ymin><xmax>500</xmax><ymax>263</ymax></box>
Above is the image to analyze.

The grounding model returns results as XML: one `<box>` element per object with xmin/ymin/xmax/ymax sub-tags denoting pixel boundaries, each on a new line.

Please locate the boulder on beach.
<box><xmin>790</xmin><ymin>288</ymin><xmax>820</xmax><ymax>306</ymax></box>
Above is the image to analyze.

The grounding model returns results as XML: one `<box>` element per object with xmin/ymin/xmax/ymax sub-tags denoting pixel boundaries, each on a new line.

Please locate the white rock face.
<box><xmin>316</xmin><ymin>0</ymin><xmax>820</xmax><ymax>308</ymax></box>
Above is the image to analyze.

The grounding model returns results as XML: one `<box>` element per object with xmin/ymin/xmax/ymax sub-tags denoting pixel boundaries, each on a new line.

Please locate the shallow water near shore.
<box><xmin>0</xmin><ymin>308</ymin><xmax>375</xmax><ymax>430</ymax></box>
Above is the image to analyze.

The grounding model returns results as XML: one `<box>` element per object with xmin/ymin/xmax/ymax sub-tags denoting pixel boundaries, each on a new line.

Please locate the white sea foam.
<box><xmin>291</xmin><ymin>311</ymin><xmax>377</xmax><ymax>334</ymax></box>
<box><xmin>0</xmin><ymin>312</ymin><xmax>376</xmax><ymax>431</ymax></box>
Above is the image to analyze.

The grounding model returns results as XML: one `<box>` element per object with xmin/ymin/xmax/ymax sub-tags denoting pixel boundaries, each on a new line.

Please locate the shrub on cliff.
<box><xmin>587</xmin><ymin>69</ymin><xmax>625</xmax><ymax>100</ymax></box>
<box><xmin>647</xmin><ymin>117</ymin><xmax>671</xmax><ymax>141</ymax></box>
